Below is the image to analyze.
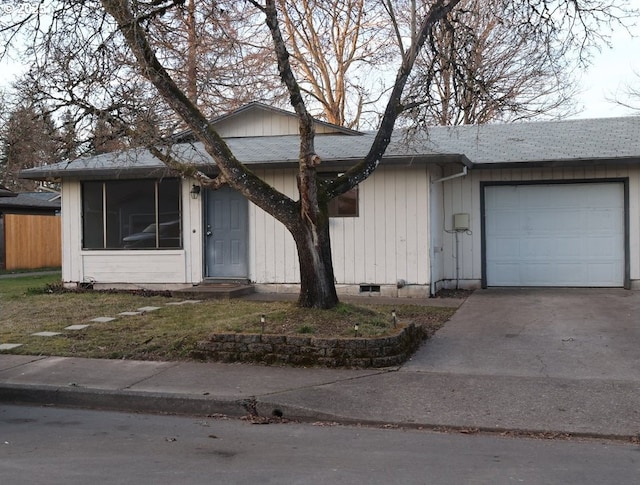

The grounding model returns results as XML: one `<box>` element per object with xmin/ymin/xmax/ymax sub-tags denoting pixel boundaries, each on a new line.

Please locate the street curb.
<box><xmin>255</xmin><ymin>398</ymin><xmax>640</xmax><ymax>443</ymax></box>
<box><xmin>2</xmin><ymin>384</ymin><xmax>638</xmax><ymax>443</ymax></box>
<box><xmin>0</xmin><ymin>384</ymin><xmax>245</xmax><ymax>418</ymax></box>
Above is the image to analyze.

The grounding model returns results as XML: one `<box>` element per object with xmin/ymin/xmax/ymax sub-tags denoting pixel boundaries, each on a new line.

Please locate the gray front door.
<box><xmin>204</xmin><ymin>187</ymin><xmax>248</xmax><ymax>279</ymax></box>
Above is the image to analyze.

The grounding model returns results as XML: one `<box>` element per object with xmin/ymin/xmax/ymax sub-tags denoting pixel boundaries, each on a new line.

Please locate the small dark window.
<box><xmin>321</xmin><ymin>173</ymin><xmax>359</xmax><ymax>218</ymax></box>
<box><xmin>328</xmin><ymin>186</ymin><xmax>359</xmax><ymax>217</ymax></box>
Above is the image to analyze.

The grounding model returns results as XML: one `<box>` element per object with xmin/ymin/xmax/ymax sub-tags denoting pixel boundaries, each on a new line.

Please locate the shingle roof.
<box><xmin>424</xmin><ymin>116</ymin><xmax>640</xmax><ymax>165</ymax></box>
<box><xmin>0</xmin><ymin>192</ymin><xmax>61</xmax><ymax>213</ymax></box>
<box><xmin>20</xmin><ymin>132</ymin><xmax>458</xmax><ymax>180</ymax></box>
<box><xmin>20</xmin><ymin>115</ymin><xmax>640</xmax><ymax>180</ymax></box>
<box><xmin>0</xmin><ymin>184</ymin><xmax>17</xmax><ymax>197</ymax></box>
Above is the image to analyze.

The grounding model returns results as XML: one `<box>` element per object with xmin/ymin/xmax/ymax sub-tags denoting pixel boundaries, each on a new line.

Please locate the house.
<box><xmin>0</xmin><ymin>187</ymin><xmax>62</xmax><ymax>270</ymax></box>
<box><xmin>20</xmin><ymin>102</ymin><xmax>640</xmax><ymax>295</ymax></box>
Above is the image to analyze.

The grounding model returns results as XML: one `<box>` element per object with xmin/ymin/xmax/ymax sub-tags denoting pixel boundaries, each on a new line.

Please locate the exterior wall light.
<box><xmin>190</xmin><ymin>184</ymin><xmax>201</xmax><ymax>199</ymax></box>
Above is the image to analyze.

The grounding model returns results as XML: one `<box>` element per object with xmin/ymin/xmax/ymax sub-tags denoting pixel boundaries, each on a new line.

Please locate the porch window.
<box><xmin>82</xmin><ymin>179</ymin><xmax>181</xmax><ymax>249</ymax></box>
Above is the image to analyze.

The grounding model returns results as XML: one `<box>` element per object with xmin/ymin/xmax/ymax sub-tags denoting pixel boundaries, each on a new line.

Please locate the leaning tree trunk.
<box><xmin>290</xmin><ymin>212</ymin><xmax>339</xmax><ymax>309</ymax></box>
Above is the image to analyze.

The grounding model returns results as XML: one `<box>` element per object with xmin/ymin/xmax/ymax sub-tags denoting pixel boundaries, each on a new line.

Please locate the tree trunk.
<box><xmin>290</xmin><ymin>213</ymin><xmax>338</xmax><ymax>309</ymax></box>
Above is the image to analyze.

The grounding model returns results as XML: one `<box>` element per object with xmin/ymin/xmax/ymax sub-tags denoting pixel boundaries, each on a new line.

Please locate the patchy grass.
<box><xmin>0</xmin><ymin>274</ymin><xmax>457</xmax><ymax>361</ymax></box>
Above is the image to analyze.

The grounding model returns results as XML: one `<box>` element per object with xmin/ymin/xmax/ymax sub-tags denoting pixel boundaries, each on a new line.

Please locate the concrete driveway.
<box><xmin>403</xmin><ymin>288</ymin><xmax>640</xmax><ymax>381</ymax></box>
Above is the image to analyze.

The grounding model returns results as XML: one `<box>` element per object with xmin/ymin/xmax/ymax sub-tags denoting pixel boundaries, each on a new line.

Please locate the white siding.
<box><xmin>215</xmin><ymin>110</ymin><xmax>340</xmax><ymax>137</ymax></box>
<box><xmin>440</xmin><ymin>165</ymin><xmax>640</xmax><ymax>289</ymax></box>
<box><xmin>249</xmin><ymin>165</ymin><xmax>432</xmax><ymax>293</ymax></box>
<box><xmin>61</xmin><ymin>181</ymin><xmax>82</xmax><ymax>284</ymax></box>
<box><xmin>249</xmin><ymin>169</ymin><xmax>299</xmax><ymax>283</ymax></box>
<box><xmin>82</xmin><ymin>251</ymin><xmax>187</xmax><ymax>283</ymax></box>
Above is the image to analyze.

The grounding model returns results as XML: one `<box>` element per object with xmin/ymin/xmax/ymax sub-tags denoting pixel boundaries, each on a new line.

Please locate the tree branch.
<box><xmin>100</xmin><ymin>0</ymin><xmax>297</xmax><ymax>224</ymax></box>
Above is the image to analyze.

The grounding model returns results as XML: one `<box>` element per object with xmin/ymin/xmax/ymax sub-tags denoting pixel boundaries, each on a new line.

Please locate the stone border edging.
<box><xmin>194</xmin><ymin>323</ymin><xmax>425</xmax><ymax>368</ymax></box>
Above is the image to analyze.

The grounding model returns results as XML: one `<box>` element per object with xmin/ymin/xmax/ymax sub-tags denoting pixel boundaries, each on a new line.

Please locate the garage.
<box><xmin>483</xmin><ymin>182</ymin><xmax>626</xmax><ymax>287</ymax></box>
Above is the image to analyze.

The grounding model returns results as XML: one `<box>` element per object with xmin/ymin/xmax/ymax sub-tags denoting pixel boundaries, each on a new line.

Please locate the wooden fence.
<box><xmin>2</xmin><ymin>214</ymin><xmax>62</xmax><ymax>270</ymax></box>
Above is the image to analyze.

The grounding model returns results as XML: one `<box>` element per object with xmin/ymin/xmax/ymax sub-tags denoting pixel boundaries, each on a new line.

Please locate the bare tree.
<box><xmin>90</xmin><ymin>115</ymin><xmax>127</xmax><ymax>155</ymax></box>
<box><xmin>148</xmin><ymin>0</ymin><xmax>286</xmax><ymax>115</ymax></box>
<box><xmin>613</xmin><ymin>70</ymin><xmax>640</xmax><ymax>113</ymax></box>
<box><xmin>401</xmin><ymin>0</ymin><xmax>599</xmax><ymax>125</ymax></box>
<box><xmin>0</xmin><ymin>0</ymin><xmax>631</xmax><ymax>308</ymax></box>
<box><xmin>276</xmin><ymin>0</ymin><xmax>395</xmax><ymax>128</ymax></box>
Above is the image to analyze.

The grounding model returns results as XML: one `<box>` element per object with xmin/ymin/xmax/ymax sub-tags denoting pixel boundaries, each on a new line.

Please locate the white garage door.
<box><xmin>484</xmin><ymin>183</ymin><xmax>625</xmax><ymax>287</ymax></box>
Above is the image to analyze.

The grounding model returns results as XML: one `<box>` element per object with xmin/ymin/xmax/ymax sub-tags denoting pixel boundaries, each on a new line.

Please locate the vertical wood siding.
<box><xmin>4</xmin><ymin>214</ymin><xmax>61</xmax><ymax>270</ymax></box>
<box><xmin>439</xmin><ymin>164</ymin><xmax>640</xmax><ymax>286</ymax></box>
<box><xmin>215</xmin><ymin>110</ymin><xmax>339</xmax><ymax>137</ymax></box>
<box><xmin>249</xmin><ymin>169</ymin><xmax>300</xmax><ymax>283</ymax></box>
<box><xmin>250</xmin><ymin>165</ymin><xmax>431</xmax><ymax>286</ymax></box>
<box><xmin>62</xmin><ymin>182</ymin><xmax>82</xmax><ymax>283</ymax></box>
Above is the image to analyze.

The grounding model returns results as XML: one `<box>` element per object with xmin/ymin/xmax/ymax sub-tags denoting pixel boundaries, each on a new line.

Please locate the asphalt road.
<box><xmin>0</xmin><ymin>405</ymin><xmax>638</xmax><ymax>484</ymax></box>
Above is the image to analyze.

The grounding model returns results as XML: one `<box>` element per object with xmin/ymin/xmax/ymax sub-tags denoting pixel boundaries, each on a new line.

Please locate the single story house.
<box><xmin>20</xmin><ymin>102</ymin><xmax>640</xmax><ymax>296</ymax></box>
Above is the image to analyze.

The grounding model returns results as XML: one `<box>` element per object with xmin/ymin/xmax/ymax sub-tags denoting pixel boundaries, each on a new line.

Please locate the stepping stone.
<box><xmin>137</xmin><ymin>306</ymin><xmax>161</xmax><ymax>312</ymax></box>
<box><xmin>32</xmin><ymin>331</ymin><xmax>62</xmax><ymax>337</ymax></box>
<box><xmin>119</xmin><ymin>311</ymin><xmax>142</xmax><ymax>316</ymax></box>
<box><xmin>0</xmin><ymin>343</ymin><xmax>23</xmax><ymax>350</ymax></box>
<box><xmin>90</xmin><ymin>317</ymin><xmax>116</xmax><ymax>323</ymax></box>
<box><xmin>166</xmin><ymin>300</ymin><xmax>202</xmax><ymax>306</ymax></box>
<box><xmin>65</xmin><ymin>324</ymin><xmax>90</xmax><ymax>330</ymax></box>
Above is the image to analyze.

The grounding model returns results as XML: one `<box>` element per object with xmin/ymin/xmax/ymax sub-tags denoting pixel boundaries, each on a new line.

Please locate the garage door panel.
<box><xmin>525</xmin><ymin>212</ymin><xmax>557</xmax><ymax>232</ymax></box>
<box><xmin>490</xmin><ymin>212</ymin><xmax>521</xmax><ymax>233</ymax></box>
<box><xmin>551</xmin><ymin>210</ymin><xmax>584</xmax><ymax>232</ymax></box>
<box><xmin>485</xmin><ymin>183</ymin><xmax>624</xmax><ymax>287</ymax></box>
<box><xmin>587</xmin><ymin>236</ymin><xmax>621</xmax><ymax>257</ymax></box>
<box><xmin>555</xmin><ymin>237</ymin><xmax>584</xmax><ymax>258</ymax></box>
<box><xmin>520</xmin><ymin>263</ymin><xmax>563</xmax><ymax>285</ymax></box>
<box><xmin>490</xmin><ymin>237</ymin><xmax>520</xmax><ymax>257</ymax></box>
<box><xmin>588</xmin><ymin>262</ymin><xmax>622</xmax><ymax>285</ymax></box>
<box><xmin>521</xmin><ymin>237</ymin><xmax>555</xmax><ymax>258</ymax></box>
<box><xmin>588</xmin><ymin>210</ymin><xmax>623</xmax><ymax>232</ymax></box>
<box><xmin>553</xmin><ymin>264</ymin><xmax>587</xmax><ymax>284</ymax></box>
<box><xmin>491</xmin><ymin>263</ymin><xmax>520</xmax><ymax>285</ymax></box>
<box><xmin>487</xmin><ymin>187</ymin><xmax>519</xmax><ymax>208</ymax></box>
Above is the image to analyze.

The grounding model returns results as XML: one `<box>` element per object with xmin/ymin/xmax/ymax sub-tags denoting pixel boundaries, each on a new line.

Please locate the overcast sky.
<box><xmin>573</xmin><ymin>13</ymin><xmax>640</xmax><ymax>119</ymax></box>
<box><xmin>1</xmin><ymin>4</ymin><xmax>639</xmax><ymax>120</ymax></box>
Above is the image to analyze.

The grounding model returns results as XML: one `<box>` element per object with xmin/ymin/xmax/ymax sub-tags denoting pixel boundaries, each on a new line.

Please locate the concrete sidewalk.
<box><xmin>1</xmin><ymin>353</ymin><xmax>638</xmax><ymax>439</ymax></box>
<box><xmin>2</xmin><ymin>288</ymin><xmax>639</xmax><ymax>440</ymax></box>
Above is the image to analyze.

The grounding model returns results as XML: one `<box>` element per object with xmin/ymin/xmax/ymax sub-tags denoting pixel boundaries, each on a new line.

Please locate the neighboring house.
<box><xmin>0</xmin><ymin>187</ymin><xmax>62</xmax><ymax>270</ymax></box>
<box><xmin>20</xmin><ymin>102</ymin><xmax>640</xmax><ymax>295</ymax></box>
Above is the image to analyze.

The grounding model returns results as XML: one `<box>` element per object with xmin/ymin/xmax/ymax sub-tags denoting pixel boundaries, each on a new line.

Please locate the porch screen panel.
<box><xmin>82</xmin><ymin>182</ymin><xmax>104</xmax><ymax>249</ymax></box>
<box><xmin>106</xmin><ymin>180</ymin><xmax>155</xmax><ymax>249</ymax></box>
<box><xmin>157</xmin><ymin>180</ymin><xmax>181</xmax><ymax>248</ymax></box>
<box><xmin>81</xmin><ymin>179</ymin><xmax>181</xmax><ymax>250</ymax></box>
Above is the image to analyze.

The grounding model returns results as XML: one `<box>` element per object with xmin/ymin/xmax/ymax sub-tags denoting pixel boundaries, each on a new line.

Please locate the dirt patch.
<box><xmin>435</xmin><ymin>288</ymin><xmax>474</xmax><ymax>299</ymax></box>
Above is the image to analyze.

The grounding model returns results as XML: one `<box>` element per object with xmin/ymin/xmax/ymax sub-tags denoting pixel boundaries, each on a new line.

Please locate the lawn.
<box><xmin>0</xmin><ymin>273</ymin><xmax>457</xmax><ymax>362</ymax></box>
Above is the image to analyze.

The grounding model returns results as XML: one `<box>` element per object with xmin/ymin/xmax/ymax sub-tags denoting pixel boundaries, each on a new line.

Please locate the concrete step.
<box><xmin>171</xmin><ymin>284</ymin><xmax>255</xmax><ymax>300</ymax></box>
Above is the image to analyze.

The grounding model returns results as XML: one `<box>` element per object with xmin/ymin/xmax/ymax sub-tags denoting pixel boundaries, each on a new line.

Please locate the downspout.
<box><xmin>430</xmin><ymin>163</ymin><xmax>470</xmax><ymax>295</ymax></box>
<box><xmin>432</xmin><ymin>165</ymin><xmax>468</xmax><ymax>184</ymax></box>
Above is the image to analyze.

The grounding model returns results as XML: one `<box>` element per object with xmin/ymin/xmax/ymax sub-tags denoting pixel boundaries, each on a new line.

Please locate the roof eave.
<box><xmin>20</xmin><ymin>165</ymin><xmax>178</xmax><ymax>181</ymax></box>
<box><xmin>20</xmin><ymin>153</ymin><xmax>469</xmax><ymax>180</ymax></box>
<box><xmin>473</xmin><ymin>156</ymin><xmax>640</xmax><ymax>169</ymax></box>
